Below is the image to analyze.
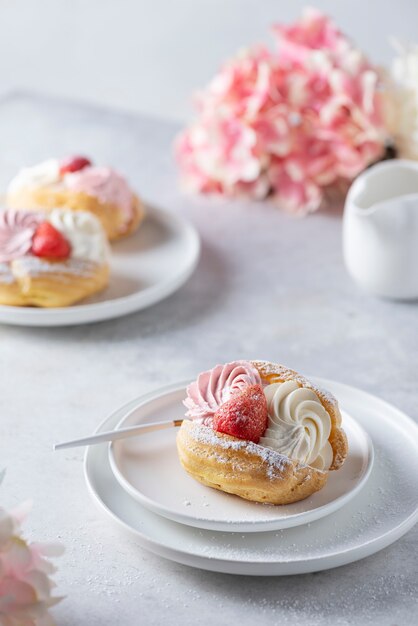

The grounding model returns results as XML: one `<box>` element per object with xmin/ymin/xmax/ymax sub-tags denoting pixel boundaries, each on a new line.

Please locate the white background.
<box><xmin>0</xmin><ymin>0</ymin><xmax>417</xmax><ymax>122</ymax></box>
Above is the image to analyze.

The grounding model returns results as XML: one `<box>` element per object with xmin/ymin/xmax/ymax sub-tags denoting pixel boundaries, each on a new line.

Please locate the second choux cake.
<box><xmin>177</xmin><ymin>360</ymin><xmax>348</xmax><ymax>505</ymax></box>
<box><xmin>0</xmin><ymin>208</ymin><xmax>109</xmax><ymax>307</ymax></box>
<box><xmin>6</xmin><ymin>156</ymin><xmax>145</xmax><ymax>241</ymax></box>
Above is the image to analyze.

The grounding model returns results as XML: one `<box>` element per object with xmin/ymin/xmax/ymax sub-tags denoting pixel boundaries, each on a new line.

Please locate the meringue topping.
<box><xmin>184</xmin><ymin>360</ymin><xmax>262</xmax><ymax>426</ymax></box>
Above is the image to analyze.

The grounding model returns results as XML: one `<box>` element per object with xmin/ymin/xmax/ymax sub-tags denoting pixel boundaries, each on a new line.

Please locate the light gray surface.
<box><xmin>0</xmin><ymin>93</ymin><xmax>416</xmax><ymax>625</ymax></box>
<box><xmin>1</xmin><ymin>0</ymin><xmax>418</xmax><ymax>121</ymax></box>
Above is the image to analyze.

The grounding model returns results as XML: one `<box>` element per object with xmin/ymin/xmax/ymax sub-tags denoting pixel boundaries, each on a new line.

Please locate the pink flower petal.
<box><xmin>175</xmin><ymin>9</ymin><xmax>387</xmax><ymax>214</ymax></box>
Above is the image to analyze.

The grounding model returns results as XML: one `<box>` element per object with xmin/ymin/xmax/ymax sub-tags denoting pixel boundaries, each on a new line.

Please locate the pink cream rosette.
<box><xmin>65</xmin><ymin>167</ymin><xmax>134</xmax><ymax>224</ymax></box>
<box><xmin>184</xmin><ymin>360</ymin><xmax>262</xmax><ymax>425</ymax></box>
<box><xmin>0</xmin><ymin>210</ymin><xmax>43</xmax><ymax>263</ymax></box>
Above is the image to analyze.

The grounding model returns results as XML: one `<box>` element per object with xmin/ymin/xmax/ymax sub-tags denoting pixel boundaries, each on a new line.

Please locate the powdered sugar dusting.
<box><xmin>188</xmin><ymin>421</ymin><xmax>296</xmax><ymax>480</ymax></box>
<box><xmin>12</xmin><ymin>255</ymin><xmax>99</xmax><ymax>279</ymax></box>
<box><xmin>252</xmin><ymin>360</ymin><xmax>337</xmax><ymax>406</ymax></box>
<box><xmin>0</xmin><ymin>263</ymin><xmax>15</xmax><ymax>284</ymax></box>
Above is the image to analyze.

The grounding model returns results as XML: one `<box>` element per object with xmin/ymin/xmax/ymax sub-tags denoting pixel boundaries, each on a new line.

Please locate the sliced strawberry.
<box><xmin>213</xmin><ymin>384</ymin><xmax>268</xmax><ymax>443</ymax></box>
<box><xmin>59</xmin><ymin>156</ymin><xmax>91</xmax><ymax>175</ymax></box>
<box><xmin>31</xmin><ymin>222</ymin><xmax>71</xmax><ymax>259</ymax></box>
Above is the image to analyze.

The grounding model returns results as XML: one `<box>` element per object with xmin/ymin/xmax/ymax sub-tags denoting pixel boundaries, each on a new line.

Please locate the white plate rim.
<box><xmin>84</xmin><ymin>378</ymin><xmax>418</xmax><ymax>575</ymax></box>
<box><xmin>0</xmin><ymin>205</ymin><xmax>200</xmax><ymax>327</ymax></box>
<box><xmin>108</xmin><ymin>381</ymin><xmax>374</xmax><ymax>533</ymax></box>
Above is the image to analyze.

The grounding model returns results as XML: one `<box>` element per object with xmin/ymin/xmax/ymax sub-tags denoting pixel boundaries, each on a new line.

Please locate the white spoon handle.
<box><xmin>53</xmin><ymin>418</ymin><xmax>183</xmax><ymax>450</ymax></box>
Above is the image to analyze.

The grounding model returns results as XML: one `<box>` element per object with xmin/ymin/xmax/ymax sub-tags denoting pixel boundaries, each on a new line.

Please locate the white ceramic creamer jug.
<box><xmin>343</xmin><ymin>159</ymin><xmax>418</xmax><ymax>299</ymax></box>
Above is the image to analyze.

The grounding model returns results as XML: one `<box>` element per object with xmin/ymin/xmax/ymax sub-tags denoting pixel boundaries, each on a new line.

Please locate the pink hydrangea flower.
<box><xmin>175</xmin><ymin>8</ymin><xmax>388</xmax><ymax>214</ymax></box>
<box><xmin>0</xmin><ymin>479</ymin><xmax>63</xmax><ymax>626</ymax></box>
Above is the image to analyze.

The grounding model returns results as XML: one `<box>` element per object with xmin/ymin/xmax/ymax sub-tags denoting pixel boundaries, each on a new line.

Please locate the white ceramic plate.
<box><xmin>109</xmin><ymin>383</ymin><xmax>373</xmax><ymax>532</ymax></box>
<box><xmin>85</xmin><ymin>378</ymin><xmax>418</xmax><ymax>575</ymax></box>
<box><xmin>0</xmin><ymin>205</ymin><xmax>200</xmax><ymax>326</ymax></box>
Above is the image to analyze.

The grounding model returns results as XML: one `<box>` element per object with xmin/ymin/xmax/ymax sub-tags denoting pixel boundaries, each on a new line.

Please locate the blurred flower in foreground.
<box><xmin>175</xmin><ymin>8</ymin><xmax>388</xmax><ymax>215</ymax></box>
<box><xmin>383</xmin><ymin>40</ymin><xmax>418</xmax><ymax>160</ymax></box>
<box><xmin>0</xmin><ymin>474</ymin><xmax>63</xmax><ymax>626</ymax></box>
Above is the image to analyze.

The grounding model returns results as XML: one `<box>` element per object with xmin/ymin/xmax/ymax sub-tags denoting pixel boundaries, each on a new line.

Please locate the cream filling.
<box><xmin>260</xmin><ymin>381</ymin><xmax>333</xmax><ymax>470</ymax></box>
<box><xmin>8</xmin><ymin>159</ymin><xmax>61</xmax><ymax>193</ymax></box>
<box><xmin>48</xmin><ymin>208</ymin><xmax>109</xmax><ymax>264</ymax></box>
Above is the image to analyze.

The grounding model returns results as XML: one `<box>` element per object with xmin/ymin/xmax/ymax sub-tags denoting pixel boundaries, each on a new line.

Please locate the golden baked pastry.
<box><xmin>177</xmin><ymin>360</ymin><xmax>348</xmax><ymax>505</ymax></box>
<box><xmin>177</xmin><ymin>420</ymin><xmax>328</xmax><ymax>505</ymax></box>
<box><xmin>0</xmin><ymin>208</ymin><xmax>109</xmax><ymax>307</ymax></box>
<box><xmin>6</xmin><ymin>156</ymin><xmax>145</xmax><ymax>241</ymax></box>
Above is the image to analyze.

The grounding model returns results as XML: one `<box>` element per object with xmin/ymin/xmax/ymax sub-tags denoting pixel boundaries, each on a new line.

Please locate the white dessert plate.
<box><xmin>85</xmin><ymin>378</ymin><xmax>418</xmax><ymax>575</ymax></box>
<box><xmin>109</xmin><ymin>382</ymin><xmax>373</xmax><ymax>533</ymax></box>
<box><xmin>0</xmin><ymin>204</ymin><xmax>200</xmax><ymax>326</ymax></box>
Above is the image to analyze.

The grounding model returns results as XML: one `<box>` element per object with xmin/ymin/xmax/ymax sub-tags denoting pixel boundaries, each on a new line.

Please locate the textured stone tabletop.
<box><xmin>0</xmin><ymin>93</ymin><xmax>416</xmax><ymax>625</ymax></box>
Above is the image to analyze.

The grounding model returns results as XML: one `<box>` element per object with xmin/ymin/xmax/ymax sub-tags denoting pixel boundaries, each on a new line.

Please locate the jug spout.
<box><xmin>346</xmin><ymin>158</ymin><xmax>418</xmax><ymax>219</ymax></box>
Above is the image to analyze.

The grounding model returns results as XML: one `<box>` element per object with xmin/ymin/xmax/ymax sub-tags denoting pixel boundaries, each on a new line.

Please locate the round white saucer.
<box><xmin>108</xmin><ymin>382</ymin><xmax>374</xmax><ymax>532</ymax></box>
<box><xmin>0</xmin><ymin>205</ymin><xmax>200</xmax><ymax>326</ymax></box>
<box><xmin>85</xmin><ymin>378</ymin><xmax>418</xmax><ymax>575</ymax></box>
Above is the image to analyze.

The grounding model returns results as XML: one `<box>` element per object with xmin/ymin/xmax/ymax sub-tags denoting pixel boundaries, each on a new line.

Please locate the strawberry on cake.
<box><xmin>6</xmin><ymin>156</ymin><xmax>145</xmax><ymax>241</ymax></box>
<box><xmin>177</xmin><ymin>360</ymin><xmax>348</xmax><ymax>505</ymax></box>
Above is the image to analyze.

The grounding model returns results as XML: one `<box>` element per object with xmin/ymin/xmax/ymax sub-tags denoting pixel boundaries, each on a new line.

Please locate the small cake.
<box><xmin>0</xmin><ymin>208</ymin><xmax>109</xmax><ymax>307</ymax></box>
<box><xmin>177</xmin><ymin>360</ymin><xmax>348</xmax><ymax>505</ymax></box>
<box><xmin>6</xmin><ymin>156</ymin><xmax>145</xmax><ymax>241</ymax></box>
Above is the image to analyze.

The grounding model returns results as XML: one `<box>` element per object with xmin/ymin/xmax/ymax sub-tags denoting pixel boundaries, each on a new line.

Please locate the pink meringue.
<box><xmin>65</xmin><ymin>166</ymin><xmax>134</xmax><ymax>227</ymax></box>
<box><xmin>0</xmin><ymin>210</ymin><xmax>42</xmax><ymax>263</ymax></box>
<box><xmin>184</xmin><ymin>360</ymin><xmax>262</xmax><ymax>425</ymax></box>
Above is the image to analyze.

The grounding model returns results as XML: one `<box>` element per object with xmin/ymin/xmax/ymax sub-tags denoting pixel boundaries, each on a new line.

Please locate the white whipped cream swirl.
<box><xmin>48</xmin><ymin>209</ymin><xmax>109</xmax><ymax>264</ymax></box>
<box><xmin>260</xmin><ymin>381</ymin><xmax>333</xmax><ymax>470</ymax></box>
<box><xmin>8</xmin><ymin>159</ymin><xmax>61</xmax><ymax>193</ymax></box>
